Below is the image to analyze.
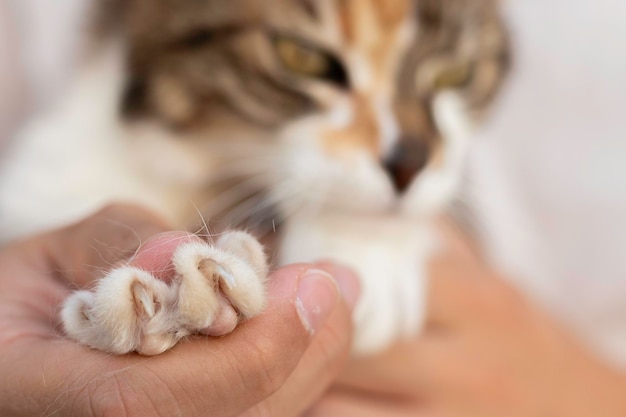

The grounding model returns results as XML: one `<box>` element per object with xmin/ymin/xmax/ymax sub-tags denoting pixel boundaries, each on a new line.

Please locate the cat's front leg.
<box><xmin>279</xmin><ymin>213</ymin><xmax>434</xmax><ymax>356</ymax></box>
<box><xmin>61</xmin><ymin>231</ymin><xmax>268</xmax><ymax>355</ymax></box>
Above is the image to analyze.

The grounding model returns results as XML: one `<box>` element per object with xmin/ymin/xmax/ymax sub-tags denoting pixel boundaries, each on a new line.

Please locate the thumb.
<box><xmin>245</xmin><ymin>263</ymin><xmax>359</xmax><ymax>417</ymax></box>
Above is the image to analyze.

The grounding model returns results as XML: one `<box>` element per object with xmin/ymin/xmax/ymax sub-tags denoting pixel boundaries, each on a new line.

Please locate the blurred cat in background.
<box><xmin>0</xmin><ymin>0</ymin><xmax>510</xmax><ymax>355</ymax></box>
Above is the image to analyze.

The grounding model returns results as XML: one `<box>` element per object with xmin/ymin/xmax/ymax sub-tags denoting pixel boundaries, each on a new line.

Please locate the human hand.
<box><xmin>0</xmin><ymin>204</ymin><xmax>359</xmax><ymax>417</ymax></box>
<box><xmin>308</xmin><ymin>221</ymin><xmax>626</xmax><ymax>417</ymax></box>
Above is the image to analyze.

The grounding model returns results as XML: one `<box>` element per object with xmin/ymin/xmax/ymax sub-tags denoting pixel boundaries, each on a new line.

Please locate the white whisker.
<box><xmin>203</xmin><ymin>173</ymin><xmax>275</xmax><ymax>217</ymax></box>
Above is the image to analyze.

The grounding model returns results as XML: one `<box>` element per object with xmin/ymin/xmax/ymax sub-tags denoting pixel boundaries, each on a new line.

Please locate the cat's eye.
<box><xmin>273</xmin><ymin>36</ymin><xmax>348</xmax><ymax>87</ymax></box>
<box><xmin>173</xmin><ymin>28</ymin><xmax>216</xmax><ymax>49</ymax></box>
<box><xmin>433</xmin><ymin>62</ymin><xmax>472</xmax><ymax>90</ymax></box>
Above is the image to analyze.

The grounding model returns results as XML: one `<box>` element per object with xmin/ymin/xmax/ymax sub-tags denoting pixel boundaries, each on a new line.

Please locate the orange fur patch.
<box><xmin>322</xmin><ymin>95</ymin><xmax>380</xmax><ymax>155</ymax></box>
<box><xmin>338</xmin><ymin>0</ymin><xmax>411</xmax><ymax>79</ymax></box>
<box><xmin>338</xmin><ymin>0</ymin><xmax>411</xmax><ymax>43</ymax></box>
<box><xmin>322</xmin><ymin>0</ymin><xmax>413</xmax><ymax>158</ymax></box>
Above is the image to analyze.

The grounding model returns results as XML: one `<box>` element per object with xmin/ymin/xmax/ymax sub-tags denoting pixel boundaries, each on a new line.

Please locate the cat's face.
<box><xmin>114</xmin><ymin>0</ymin><xmax>510</xmax><ymax>221</ymax></box>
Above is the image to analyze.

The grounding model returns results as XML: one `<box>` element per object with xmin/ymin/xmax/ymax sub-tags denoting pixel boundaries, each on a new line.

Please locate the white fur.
<box><xmin>280</xmin><ymin>213</ymin><xmax>435</xmax><ymax>355</ymax></box>
<box><xmin>0</xmin><ymin>41</ymin><xmax>205</xmax><ymax>243</ymax></box>
<box><xmin>62</xmin><ymin>231</ymin><xmax>267</xmax><ymax>355</ymax></box>
<box><xmin>374</xmin><ymin>96</ymin><xmax>401</xmax><ymax>155</ymax></box>
<box><xmin>403</xmin><ymin>92</ymin><xmax>473</xmax><ymax>214</ymax></box>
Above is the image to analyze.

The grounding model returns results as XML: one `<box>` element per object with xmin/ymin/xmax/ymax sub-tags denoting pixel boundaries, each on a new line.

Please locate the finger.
<box><xmin>434</xmin><ymin>217</ymin><xmax>484</xmax><ymax>267</ymax></box>
<box><xmin>128</xmin><ymin>231</ymin><xmax>203</xmax><ymax>283</ymax></box>
<box><xmin>426</xmin><ymin>253</ymin><xmax>482</xmax><ymax>327</ymax></box>
<box><xmin>39</xmin><ymin>204</ymin><xmax>173</xmax><ymax>287</ymax></box>
<box><xmin>306</xmin><ymin>389</ymin><xmax>439</xmax><ymax>417</ymax></box>
<box><xmin>426</xmin><ymin>218</ymin><xmax>498</xmax><ymax>327</ymax></box>
<box><xmin>335</xmin><ymin>337</ymin><xmax>454</xmax><ymax>399</ymax></box>
<box><xmin>25</xmin><ymin>264</ymin><xmax>357</xmax><ymax>417</ymax></box>
<box><xmin>244</xmin><ymin>263</ymin><xmax>359</xmax><ymax>417</ymax></box>
<box><xmin>427</xmin><ymin>251</ymin><xmax>521</xmax><ymax>331</ymax></box>
<box><xmin>315</xmin><ymin>261</ymin><xmax>361</xmax><ymax>308</ymax></box>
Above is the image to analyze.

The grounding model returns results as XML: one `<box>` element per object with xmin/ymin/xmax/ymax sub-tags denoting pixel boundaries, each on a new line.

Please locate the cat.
<box><xmin>0</xmin><ymin>0</ymin><xmax>510</xmax><ymax>355</ymax></box>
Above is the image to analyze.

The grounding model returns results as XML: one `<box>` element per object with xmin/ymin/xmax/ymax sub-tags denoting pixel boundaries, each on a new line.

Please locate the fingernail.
<box><xmin>296</xmin><ymin>269</ymin><xmax>339</xmax><ymax>335</ymax></box>
<box><xmin>315</xmin><ymin>262</ymin><xmax>361</xmax><ymax>311</ymax></box>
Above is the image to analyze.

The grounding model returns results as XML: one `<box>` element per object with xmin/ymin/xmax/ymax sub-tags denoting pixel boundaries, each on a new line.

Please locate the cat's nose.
<box><xmin>383</xmin><ymin>137</ymin><xmax>430</xmax><ymax>194</ymax></box>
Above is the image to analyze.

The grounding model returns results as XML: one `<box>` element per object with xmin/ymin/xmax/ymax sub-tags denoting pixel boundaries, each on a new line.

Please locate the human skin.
<box><xmin>0</xmin><ymin>204</ymin><xmax>360</xmax><ymax>417</ymax></box>
<box><xmin>309</xmin><ymin>222</ymin><xmax>626</xmax><ymax>417</ymax></box>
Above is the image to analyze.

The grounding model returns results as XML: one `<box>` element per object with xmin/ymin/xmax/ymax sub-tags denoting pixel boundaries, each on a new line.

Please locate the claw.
<box><xmin>131</xmin><ymin>280</ymin><xmax>159</xmax><ymax>319</ymax></box>
<box><xmin>199</xmin><ymin>258</ymin><xmax>237</xmax><ymax>289</ymax></box>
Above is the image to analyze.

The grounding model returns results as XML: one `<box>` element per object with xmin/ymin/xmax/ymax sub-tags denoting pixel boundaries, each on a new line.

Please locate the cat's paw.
<box><xmin>174</xmin><ymin>231</ymin><xmax>268</xmax><ymax>337</ymax></box>
<box><xmin>61</xmin><ymin>231</ymin><xmax>268</xmax><ymax>355</ymax></box>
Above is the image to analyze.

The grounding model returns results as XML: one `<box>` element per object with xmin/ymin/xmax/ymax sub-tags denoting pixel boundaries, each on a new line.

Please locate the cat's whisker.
<box><xmin>267</xmin><ymin>183</ymin><xmax>310</xmax><ymax>225</ymax></box>
<box><xmin>202</xmin><ymin>167</ymin><xmax>277</xmax><ymax>188</ymax></box>
<box><xmin>190</xmin><ymin>200</ymin><xmax>212</xmax><ymax>238</ymax></box>
<box><xmin>282</xmin><ymin>175</ymin><xmax>332</xmax><ymax>219</ymax></box>
<box><xmin>217</xmin><ymin>191</ymin><xmax>267</xmax><ymax>228</ymax></box>
<box><xmin>224</xmin><ymin>178</ymin><xmax>303</xmax><ymax>229</ymax></box>
<box><xmin>202</xmin><ymin>174</ymin><xmax>277</xmax><ymax>217</ymax></box>
<box><xmin>275</xmin><ymin>197</ymin><xmax>308</xmax><ymax>225</ymax></box>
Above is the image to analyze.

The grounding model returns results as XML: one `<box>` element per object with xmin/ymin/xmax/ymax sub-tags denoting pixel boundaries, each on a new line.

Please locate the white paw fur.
<box><xmin>280</xmin><ymin>212</ymin><xmax>437</xmax><ymax>356</ymax></box>
<box><xmin>61</xmin><ymin>231</ymin><xmax>268</xmax><ymax>355</ymax></box>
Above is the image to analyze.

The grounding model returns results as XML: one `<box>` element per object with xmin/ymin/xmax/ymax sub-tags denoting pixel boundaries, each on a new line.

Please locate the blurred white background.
<box><xmin>468</xmin><ymin>0</ymin><xmax>626</xmax><ymax>365</ymax></box>
<box><xmin>1</xmin><ymin>0</ymin><xmax>625</xmax><ymax>365</ymax></box>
